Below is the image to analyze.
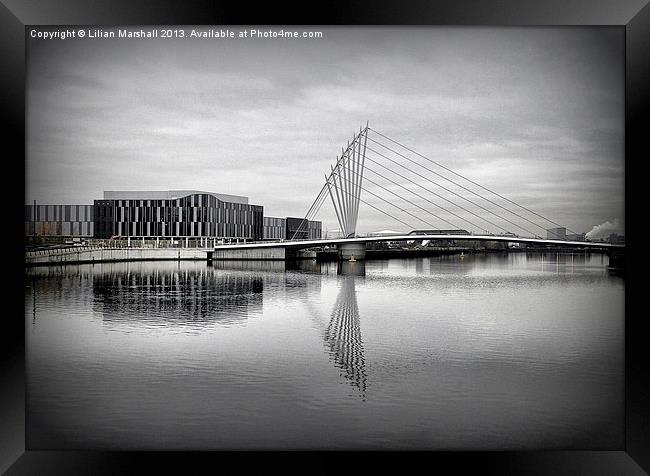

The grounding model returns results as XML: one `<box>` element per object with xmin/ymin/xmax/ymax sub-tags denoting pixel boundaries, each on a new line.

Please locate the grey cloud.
<box><xmin>27</xmin><ymin>26</ymin><xmax>623</xmax><ymax>235</ymax></box>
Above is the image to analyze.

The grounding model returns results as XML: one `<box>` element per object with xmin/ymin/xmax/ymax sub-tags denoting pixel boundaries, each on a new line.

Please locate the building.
<box><xmin>262</xmin><ymin>217</ymin><xmax>286</xmax><ymax>240</ymax></box>
<box><xmin>566</xmin><ymin>232</ymin><xmax>586</xmax><ymax>242</ymax></box>
<box><xmin>307</xmin><ymin>220</ymin><xmax>322</xmax><ymax>240</ymax></box>
<box><xmin>25</xmin><ymin>204</ymin><xmax>94</xmax><ymax>237</ymax></box>
<box><xmin>26</xmin><ymin>191</ymin><xmax>322</xmax><ymax>243</ymax></box>
<box><xmin>94</xmin><ymin>190</ymin><xmax>264</xmax><ymax>240</ymax></box>
<box><xmin>607</xmin><ymin>233</ymin><xmax>625</xmax><ymax>244</ymax></box>
<box><xmin>262</xmin><ymin>216</ymin><xmax>322</xmax><ymax>241</ymax></box>
<box><xmin>546</xmin><ymin>227</ymin><xmax>566</xmax><ymax>240</ymax></box>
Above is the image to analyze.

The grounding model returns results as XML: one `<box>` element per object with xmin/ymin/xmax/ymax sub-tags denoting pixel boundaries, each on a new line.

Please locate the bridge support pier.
<box><xmin>607</xmin><ymin>248</ymin><xmax>625</xmax><ymax>273</ymax></box>
<box><xmin>210</xmin><ymin>247</ymin><xmax>291</xmax><ymax>260</ymax></box>
<box><xmin>338</xmin><ymin>243</ymin><xmax>366</xmax><ymax>261</ymax></box>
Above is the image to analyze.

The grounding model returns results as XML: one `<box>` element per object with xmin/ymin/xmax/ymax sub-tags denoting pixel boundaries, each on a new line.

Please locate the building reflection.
<box><xmin>212</xmin><ymin>258</ymin><xmax>322</xmax><ymax>274</ymax></box>
<box><xmin>26</xmin><ymin>259</ymin><xmax>368</xmax><ymax>395</ymax></box>
<box><xmin>91</xmin><ymin>263</ymin><xmax>265</xmax><ymax>328</ymax></box>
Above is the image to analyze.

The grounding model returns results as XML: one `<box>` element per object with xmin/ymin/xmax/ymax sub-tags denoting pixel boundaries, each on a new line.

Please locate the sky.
<box><xmin>26</xmin><ymin>26</ymin><xmax>624</xmax><ymax>237</ymax></box>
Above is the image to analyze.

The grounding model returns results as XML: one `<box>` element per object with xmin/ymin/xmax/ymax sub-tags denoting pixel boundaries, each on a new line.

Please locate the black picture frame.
<box><xmin>2</xmin><ymin>1</ymin><xmax>647</xmax><ymax>474</ymax></box>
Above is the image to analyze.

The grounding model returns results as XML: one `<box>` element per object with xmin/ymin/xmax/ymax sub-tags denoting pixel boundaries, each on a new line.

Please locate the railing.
<box><xmin>25</xmin><ymin>245</ymin><xmax>101</xmax><ymax>257</ymax></box>
<box><xmin>25</xmin><ymin>237</ymin><xmax>224</xmax><ymax>257</ymax></box>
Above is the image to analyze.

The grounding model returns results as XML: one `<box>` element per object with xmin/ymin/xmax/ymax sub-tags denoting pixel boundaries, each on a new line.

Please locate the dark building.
<box><xmin>93</xmin><ymin>200</ymin><xmax>114</xmax><ymax>239</ymax></box>
<box><xmin>27</xmin><ymin>191</ymin><xmax>322</xmax><ymax>243</ymax></box>
<box><xmin>606</xmin><ymin>233</ymin><xmax>625</xmax><ymax>244</ymax></box>
<box><xmin>263</xmin><ymin>217</ymin><xmax>322</xmax><ymax>240</ymax></box>
<box><xmin>93</xmin><ymin>190</ymin><xmax>264</xmax><ymax>240</ymax></box>
<box><xmin>284</xmin><ymin>217</ymin><xmax>312</xmax><ymax>240</ymax></box>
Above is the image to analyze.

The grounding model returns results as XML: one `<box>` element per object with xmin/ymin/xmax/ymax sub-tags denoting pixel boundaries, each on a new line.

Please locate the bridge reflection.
<box><xmin>325</xmin><ymin>270</ymin><xmax>367</xmax><ymax>397</ymax></box>
<box><xmin>27</xmin><ymin>260</ymin><xmax>370</xmax><ymax>396</ymax></box>
<box><xmin>210</xmin><ymin>259</ymin><xmax>369</xmax><ymax>396</ymax></box>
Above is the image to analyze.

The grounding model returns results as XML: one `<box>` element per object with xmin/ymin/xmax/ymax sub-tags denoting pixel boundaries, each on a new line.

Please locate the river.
<box><xmin>25</xmin><ymin>252</ymin><xmax>624</xmax><ymax>450</ymax></box>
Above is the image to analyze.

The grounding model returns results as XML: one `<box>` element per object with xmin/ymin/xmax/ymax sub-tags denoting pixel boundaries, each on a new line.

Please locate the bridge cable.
<box><xmin>336</xmin><ymin>188</ymin><xmax>415</xmax><ymax>230</ymax></box>
<box><xmin>331</xmin><ymin>167</ymin><xmax>440</xmax><ymax>230</ymax></box>
<box><xmin>363</xmin><ymin>159</ymin><xmax>507</xmax><ymax>235</ymax></box>
<box><xmin>344</xmin><ymin>165</ymin><xmax>468</xmax><ymax>230</ymax></box>
<box><xmin>365</xmin><ymin>151</ymin><xmax>538</xmax><ymax>236</ymax></box>
<box><xmin>289</xmin><ymin>178</ymin><xmax>337</xmax><ymax>240</ymax></box>
<box><xmin>304</xmin><ymin>147</ymin><xmax>498</xmax><ymax>238</ymax></box>
<box><xmin>319</xmin><ymin>156</ymin><xmax>417</xmax><ymax>231</ymax></box>
<box><xmin>292</xmin><ymin>128</ymin><xmax>370</xmax><ymax>240</ymax></box>
<box><xmin>368</xmin><ymin>128</ymin><xmax>578</xmax><ymax>238</ymax></box>
<box><xmin>366</xmin><ymin>140</ymin><xmax>546</xmax><ymax>237</ymax></box>
<box><xmin>365</xmin><ymin>149</ymin><xmax>532</xmax><ymax>236</ymax></box>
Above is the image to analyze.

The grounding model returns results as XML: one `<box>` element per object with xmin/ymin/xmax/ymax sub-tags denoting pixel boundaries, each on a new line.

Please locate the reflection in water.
<box><xmin>212</xmin><ymin>260</ymin><xmax>288</xmax><ymax>273</ymax></box>
<box><xmin>338</xmin><ymin>260</ymin><xmax>366</xmax><ymax>276</ymax></box>
<box><xmin>212</xmin><ymin>259</ymin><xmax>322</xmax><ymax>274</ymax></box>
<box><xmin>325</xmin><ymin>275</ymin><xmax>367</xmax><ymax>397</ymax></box>
<box><xmin>25</xmin><ymin>253</ymin><xmax>623</xmax><ymax>450</ymax></box>
<box><xmin>92</xmin><ymin>266</ymin><xmax>264</xmax><ymax>328</ymax></box>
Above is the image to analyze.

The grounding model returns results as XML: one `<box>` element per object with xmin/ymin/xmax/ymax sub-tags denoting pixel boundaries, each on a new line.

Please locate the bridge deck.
<box><xmin>214</xmin><ymin>235</ymin><xmax>624</xmax><ymax>250</ymax></box>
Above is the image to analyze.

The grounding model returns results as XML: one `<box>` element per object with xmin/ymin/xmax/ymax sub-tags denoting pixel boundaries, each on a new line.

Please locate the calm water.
<box><xmin>26</xmin><ymin>253</ymin><xmax>624</xmax><ymax>450</ymax></box>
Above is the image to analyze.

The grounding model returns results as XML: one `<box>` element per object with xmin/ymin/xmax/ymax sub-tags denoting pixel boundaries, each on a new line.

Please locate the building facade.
<box><xmin>263</xmin><ymin>216</ymin><xmax>322</xmax><ymax>240</ymax></box>
<box><xmin>546</xmin><ymin>227</ymin><xmax>567</xmax><ymax>240</ymax></box>
<box><xmin>263</xmin><ymin>217</ymin><xmax>286</xmax><ymax>240</ymax></box>
<box><xmin>94</xmin><ymin>190</ymin><xmax>264</xmax><ymax>240</ymax></box>
<box><xmin>566</xmin><ymin>232</ymin><xmax>586</xmax><ymax>242</ymax></box>
<box><xmin>26</xmin><ymin>192</ymin><xmax>322</xmax><ymax>243</ymax></box>
<box><xmin>25</xmin><ymin>204</ymin><xmax>94</xmax><ymax>237</ymax></box>
<box><xmin>307</xmin><ymin>220</ymin><xmax>322</xmax><ymax>240</ymax></box>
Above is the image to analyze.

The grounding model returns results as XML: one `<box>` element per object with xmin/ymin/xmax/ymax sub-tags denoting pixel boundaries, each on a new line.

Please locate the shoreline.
<box><xmin>25</xmin><ymin>246</ymin><xmax>611</xmax><ymax>267</ymax></box>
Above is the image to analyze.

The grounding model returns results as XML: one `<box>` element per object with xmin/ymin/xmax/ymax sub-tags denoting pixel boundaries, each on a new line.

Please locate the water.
<box><xmin>25</xmin><ymin>252</ymin><xmax>624</xmax><ymax>450</ymax></box>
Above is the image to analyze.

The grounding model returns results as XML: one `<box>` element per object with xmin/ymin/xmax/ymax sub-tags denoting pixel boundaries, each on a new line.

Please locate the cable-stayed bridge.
<box><xmin>212</xmin><ymin>124</ymin><xmax>624</xmax><ymax>263</ymax></box>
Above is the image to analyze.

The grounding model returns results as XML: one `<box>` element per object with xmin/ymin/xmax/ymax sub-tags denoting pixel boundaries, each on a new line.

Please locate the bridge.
<box><xmin>211</xmin><ymin>124</ymin><xmax>624</xmax><ymax>266</ymax></box>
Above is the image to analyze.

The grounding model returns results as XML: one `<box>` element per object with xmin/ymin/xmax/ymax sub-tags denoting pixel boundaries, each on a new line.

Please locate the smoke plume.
<box><xmin>585</xmin><ymin>219</ymin><xmax>622</xmax><ymax>240</ymax></box>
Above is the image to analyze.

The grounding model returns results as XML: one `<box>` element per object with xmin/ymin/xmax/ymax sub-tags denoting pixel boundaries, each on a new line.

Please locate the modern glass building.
<box><xmin>25</xmin><ymin>191</ymin><xmax>322</xmax><ymax>242</ymax></box>
<box><xmin>93</xmin><ymin>190</ymin><xmax>264</xmax><ymax>240</ymax></box>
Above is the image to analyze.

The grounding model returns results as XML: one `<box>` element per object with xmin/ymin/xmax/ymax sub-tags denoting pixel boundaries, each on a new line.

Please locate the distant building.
<box><xmin>25</xmin><ymin>204</ymin><xmax>94</xmax><ymax>237</ymax></box>
<box><xmin>27</xmin><ymin>191</ymin><xmax>323</xmax><ymax>243</ymax></box>
<box><xmin>262</xmin><ymin>217</ymin><xmax>322</xmax><ymax>241</ymax></box>
<box><xmin>546</xmin><ymin>227</ymin><xmax>566</xmax><ymax>240</ymax></box>
<box><xmin>607</xmin><ymin>233</ymin><xmax>625</xmax><ymax>244</ymax></box>
<box><xmin>93</xmin><ymin>190</ymin><xmax>263</xmax><ymax>240</ymax></box>
<box><xmin>307</xmin><ymin>220</ymin><xmax>322</xmax><ymax>240</ymax></box>
<box><xmin>566</xmin><ymin>232</ymin><xmax>586</xmax><ymax>242</ymax></box>
<box><xmin>262</xmin><ymin>217</ymin><xmax>286</xmax><ymax>240</ymax></box>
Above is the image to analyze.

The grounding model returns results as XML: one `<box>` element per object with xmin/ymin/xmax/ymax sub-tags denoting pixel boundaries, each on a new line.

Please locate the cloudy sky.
<box><xmin>27</xmin><ymin>26</ymin><xmax>624</xmax><ymax>236</ymax></box>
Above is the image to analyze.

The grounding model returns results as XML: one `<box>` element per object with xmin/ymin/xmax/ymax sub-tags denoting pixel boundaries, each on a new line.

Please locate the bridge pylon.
<box><xmin>325</xmin><ymin>124</ymin><xmax>368</xmax><ymax>239</ymax></box>
<box><xmin>323</xmin><ymin>125</ymin><xmax>369</xmax><ymax>260</ymax></box>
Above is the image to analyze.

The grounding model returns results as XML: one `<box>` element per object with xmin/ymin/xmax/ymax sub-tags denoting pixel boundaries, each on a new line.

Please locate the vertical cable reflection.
<box><xmin>32</xmin><ymin>275</ymin><xmax>37</xmax><ymax>327</ymax></box>
<box><xmin>324</xmin><ymin>272</ymin><xmax>367</xmax><ymax>398</ymax></box>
